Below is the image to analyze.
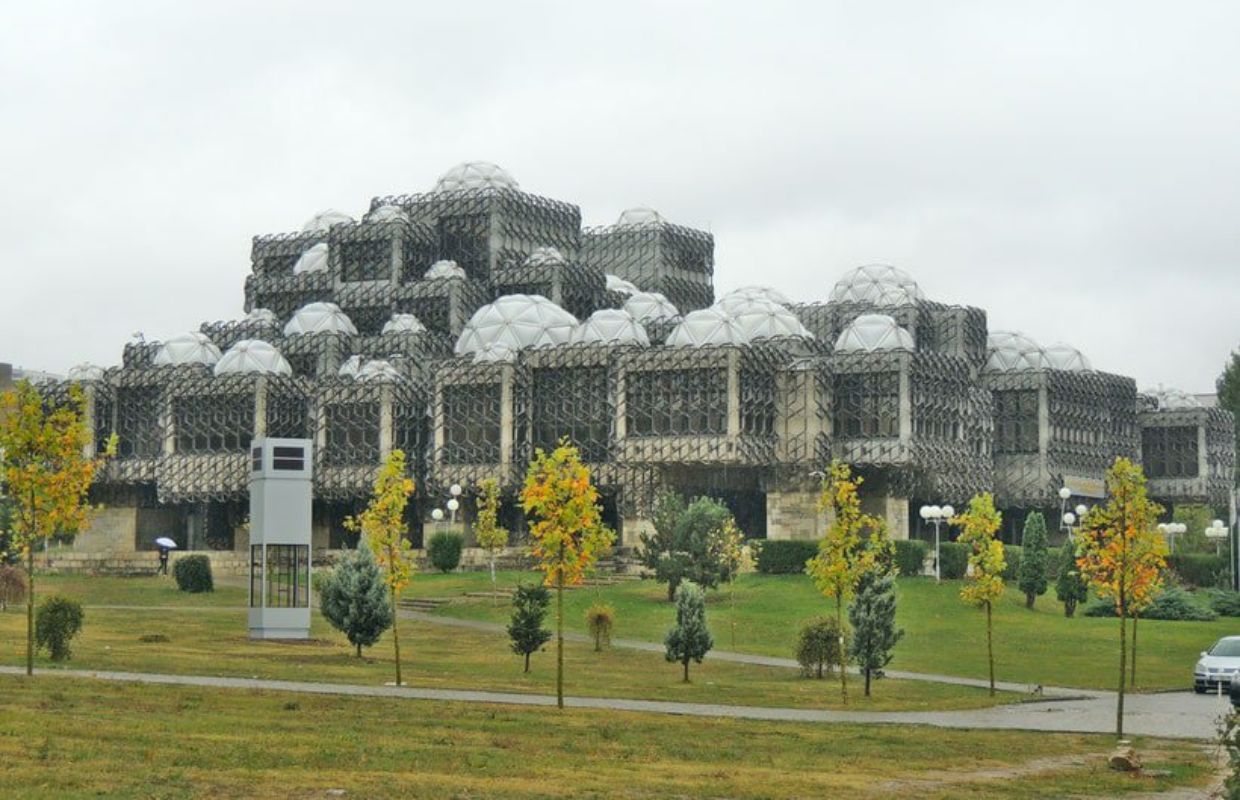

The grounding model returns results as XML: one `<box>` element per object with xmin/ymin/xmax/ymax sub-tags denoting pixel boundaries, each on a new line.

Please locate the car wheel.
<box><xmin>1195</xmin><ymin>686</ymin><xmax>1207</xmax><ymax>694</ymax></box>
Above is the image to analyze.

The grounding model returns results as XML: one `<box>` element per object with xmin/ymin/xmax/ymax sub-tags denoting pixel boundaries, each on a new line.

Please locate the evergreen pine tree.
<box><xmin>1017</xmin><ymin>511</ymin><xmax>1050</xmax><ymax>609</ymax></box>
<box><xmin>508</xmin><ymin>583</ymin><xmax>552</xmax><ymax>673</ymax></box>
<box><xmin>665</xmin><ymin>580</ymin><xmax>713</xmax><ymax>682</ymax></box>
<box><xmin>1055</xmin><ymin>540</ymin><xmax>1089</xmax><ymax>618</ymax></box>
<box><xmin>849</xmin><ymin>568</ymin><xmax>903</xmax><ymax>696</ymax></box>
<box><xmin>319</xmin><ymin>542</ymin><xmax>393</xmax><ymax>657</ymax></box>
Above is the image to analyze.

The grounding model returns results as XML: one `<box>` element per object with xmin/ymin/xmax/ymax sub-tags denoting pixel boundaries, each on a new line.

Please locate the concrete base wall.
<box><xmin>73</xmin><ymin>506</ymin><xmax>138</xmax><ymax>553</ymax></box>
<box><xmin>765</xmin><ymin>489</ymin><xmax>824</xmax><ymax>541</ymax></box>
<box><xmin>620</xmin><ymin>516</ymin><xmax>654</xmax><ymax>548</ymax></box>
<box><xmin>861</xmin><ymin>494</ymin><xmax>910</xmax><ymax>540</ymax></box>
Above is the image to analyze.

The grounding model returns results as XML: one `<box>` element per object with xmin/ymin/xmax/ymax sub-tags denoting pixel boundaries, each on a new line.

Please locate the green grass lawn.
<box><xmin>0</xmin><ymin>674</ymin><xmax>1213</xmax><ymax>799</ymax></box>
<box><xmin>0</xmin><ymin>576</ymin><xmax>1009</xmax><ymax>712</ymax></box>
<box><xmin>406</xmin><ymin>570</ymin><xmax>1237</xmax><ymax>691</ymax></box>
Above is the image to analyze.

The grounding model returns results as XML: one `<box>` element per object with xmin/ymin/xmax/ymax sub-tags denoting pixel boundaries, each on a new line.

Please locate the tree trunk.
<box><xmin>1064</xmin><ymin>598</ymin><xmax>1076</xmax><ymax>618</ymax></box>
<box><xmin>391</xmin><ymin>585</ymin><xmax>402</xmax><ymax>686</ymax></box>
<box><xmin>1117</xmin><ymin>599</ymin><xmax>1127</xmax><ymax>738</ymax></box>
<box><xmin>816</xmin><ymin>660</ymin><xmax>823</xmax><ymax>679</ymax></box>
<box><xmin>837</xmin><ymin>594</ymin><xmax>848</xmax><ymax>704</ymax></box>
<box><xmin>1130</xmin><ymin>613</ymin><xmax>1138</xmax><ymax>689</ymax></box>
<box><xmin>1025</xmin><ymin>592</ymin><xmax>1034</xmax><ymax>609</ymax></box>
<box><xmin>729</xmin><ymin>577</ymin><xmax>736</xmax><ymax>649</ymax></box>
<box><xmin>986</xmin><ymin>601</ymin><xmax>995</xmax><ymax>696</ymax></box>
<box><xmin>26</xmin><ymin>543</ymin><xmax>35</xmax><ymax>676</ymax></box>
<box><xmin>356</xmin><ymin>642</ymin><xmax>362</xmax><ymax>658</ymax></box>
<box><xmin>556</xmin><ymin>559</ymin><xmax>564</xmax><ymax>709</ymax></box>
<box><xmin>667</xmin><ymin>580</ymin><xmax>676</xmax><ymax>602</ymax></box>
<box><xmin>524</xmin><ymin>651</ymin><xmax>530</xmax><ymax>673</ymax></box>
<box><xmin>490</xmin><ymin>554</ymin><xmax>498</xmax><ymax>608</ymax></box>
<box><xmin>683</xmin><ymin>658</ymin><xmax>690</xmax><ymax>683</ymax></box>
<box><xmin>864</xmin><ymin>667</ymin><xmax>872</xmax><ymax>697</ymax></box>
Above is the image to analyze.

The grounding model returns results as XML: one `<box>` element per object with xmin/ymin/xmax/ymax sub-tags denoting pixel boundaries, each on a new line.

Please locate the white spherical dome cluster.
<box><xmin>570</xmin><ymin>309</ymin><xmax>650</xmax><ymax>347</ymax></box>
<box><xmin>338</xmin><ymin>355</ymin><xmax>364</xmax><ymax>378</ymax></box>
<box><xmin>425</xmin><ymin>260</ymin><xmax>467</xmax><ymax>280</ymax></box>
<box><xmin>666</xmin><ymin>307</ymin><xmax>748</xmax><ymax>347</ymax></box>
<box><xmin>623</xmin><ymin>292</ymin><xmax>680</xmax><ymax>324</ymax></box>
<box><xmin>834</xmin><ymin>313</ymin><xmax>915</xmax><ymax>353</ymax></box>
<box><xmin>716</xmin><ymin>285</ymin><xmax>792</xmax><ymax>310</ymax></box>
<box><xmin>356</xmin><ymin>359</ymin><xmax>402</xmax><ymax>382</ymax></box>
<box><xmin>725</xmin><ymin>297</ymin><xmax>812</xmax><ymax>342</ymax></box>
<box><xmin>382</xmin><ymin>313</ymin><xmax>426</xmax><ymax>335</ymax></box>
<box><xmin>366</xmin><ymin>204</ymin><xmax>410</xmax><ymax>224</ymax></box>
<box><xmin>523</xmin><ymin>246</ymin><xmax>567</xmax><ymax>268</ymax></box>
<box><xmin>1042</xmin><ymin>343</ymin><xmax>1093</xmax><ymax>372</ymax></box>
<box><xmin>292</xmin><ymin>242</ymin><xmax>329</xmax><ymax>275</ymax></box>
<box><xmin>830</xmin><ymin>264</ymin><xmax>925</xmax><ymax>307</ymax></box>
<box><xmin>214</xmin><ymin>340</ymin><xmax>292</xmax><ymax>376</ymax></box>
<box><xmin>246</xmin><ymin>308</ymin><xmax>279</xmax><ymax>325</ymax></box>
<box><xmin>154</xmin><ymin>332</ymin><xmax>224</xmax><ymax>367</ymax></box>
<box><xmin>300</xmin><ymin>209</ymin><xmax>355</xmax><ymax>233</ymax></box>
<box><xmin>283</xmin><ymin>303</ymin><xmax>358</xmax><ymax>337</ymax></box>
<box><xmin>473</xmin><ymin>341</ymin><xmax>518</xmax><ymax>364</ymax></box>
<box><xmin>985</xmin><ymin>331</ymin><xmax>1048</xmax><ymax>372</ymax></box>
<box><xmin>434</xmin><ymin>162</ymin><xmax>519</xmax><ymax>192</ymax></box>
<box><xmin>454</xmin><ymin>294</ymin><xmax>578</xmax><ymax>357</ymax></box>
<box><xmin>67</xmin><ymin>362</ymin><xmax>106</xmax><ymax>381</ymax></box>
<box><xmin>1142</xmin><ymin>385</ymin><xmax>1202</xmax><ymax>411</ymax></box>
<box><xmin>605</xmin><ymin>274</ymin><xmax>640</xmax><ymax>295</ymax></box>
<box><xmin>616</xmin><ymin>206</ymin><xmax>664</xmax><ymax>226</ymax></box>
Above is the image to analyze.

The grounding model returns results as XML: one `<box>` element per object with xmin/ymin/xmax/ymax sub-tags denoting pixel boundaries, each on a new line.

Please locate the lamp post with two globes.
<box><xmin>1157</xmin><ymin>522</ymin><xmax>1187</xmax><ymax>554</ymax></box>
<box><xmin>1061</xmin><ymin>503</ymin><xmax>1089</xmax><ymax>542</ymax></box>
<box><xmin>1206</xmin><ymin>519</ymin><xmax>1228</xmax><ymax>557</ymax></box>
<box><xmin>918</xmin><ymin>503</ymin><xmax>955</xmax><ymax>582</ymax></box>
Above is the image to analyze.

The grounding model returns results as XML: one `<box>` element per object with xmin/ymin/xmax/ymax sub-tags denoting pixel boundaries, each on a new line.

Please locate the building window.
<box><xmin>993</xmin><ymin>389</ymin><xmax>1039</xmax><ymax>454</ymax></box>
<box><xmin>339</xmin><ymin>238</ymin><xmax>389</xmax><ymax>282</ymax></box>
<box><xmin>532</xmin><ymin>367</ymin><xmax>610</xmax><ymax>461</ymax></box>
<box><xmin>437</xmin><ymin>213</ymin><xmax>489</xmax><ymax>279</ymax></box>
<box><xmin>443</xmin><ymin>384</ymin><xmax>502</xmax><ymax>463</ymax></box>
<box><xmin>174</xmin><ymin>395</ymin><xmax>254</xmax><ymax>454</ymax></box>
<box><xmin>625</xmin><ymin>368</ymin><xmax>728</xmax><ymax>437</ymax></box>
<box><xmin>250</xmin><ymin>544</ymin><xmax>310</xmax><ymax>608</ymax></box>
<box><xmin>116</xmin><ymin>385</ymin><xmax>162</xmax><ymax>457</ymax></box>
<box><xmin>324</xmin><ymin>403</ymin><xmax>381</xmax><ymax>467</ymax></box>
<box><xmin>1142</xmin><ymin>426</ymin><xmax>1199</xmax><ymax>478</ymax></box>
<box><xmin>833</xmin><ymin>372</ymin><xmax>900</xmax><ymax>439</ymax></box>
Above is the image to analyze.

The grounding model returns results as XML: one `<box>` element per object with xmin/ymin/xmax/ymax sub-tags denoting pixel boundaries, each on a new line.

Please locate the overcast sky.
<box><xmin>2</xmin><ymin>1</ymin><xmax>1237</xmax><ymax>391</ymax></box>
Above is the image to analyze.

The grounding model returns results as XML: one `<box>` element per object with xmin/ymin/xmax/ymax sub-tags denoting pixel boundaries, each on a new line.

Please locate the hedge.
<box><xmin>938</xmin><ymin>542</ymin><xmax>969</xmax><ymax>580</ymax></box>
<box><xmin>1166</xmin><ymin>553</ymin><xmax>1228</xmax><ymax>589</ymax></box>
<box><xmin>1084</xmin><ymin>585</ymin><xmax>1217</xmax><ymax>621</ymax></box>
<box><xmin>756</xmin><ymin>540</ymin><xmax>819</xmax><ymax>575</ymax></box>
<box><xmin>1001</xmin><ymin>545</ymin><xmax>1023</xmax><ymax>582</ymax></box>
<box><xmin>173</xmin><ymin>555</ymin><xmax>214</xmax><ymax>593</ymax></box>
<box><xmin>893</xmin><ymin>540</ymin><xmax>928</xmax><ymax>577</ymax></box>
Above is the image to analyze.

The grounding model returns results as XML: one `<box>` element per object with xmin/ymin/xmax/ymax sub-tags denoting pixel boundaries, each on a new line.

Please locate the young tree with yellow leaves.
<box><xmin>712</xmin><ymin>515</ymin><xmax>745</xmax><ymax>648</ymax></box>
<box><xmin>1075</xmin><ymin>457</ymin><xmax>1166</xmax><ymax>737</ymax></box>
<box><xmin>472</xmin><ymin>478</ymin><xmax>508</xmax><ymax>606</ymax></box>
<box><xmin>345</xmin><ymin>449</ymin><xmax>415</xmax><ymax>686</ymax></box>
<box><xmin>521</xmin><ymin>439</ymin><xmax>615</xmax><ymax>708</ymax></box>
<box><xmin>806</xmin><ymin>460</ymin><xmax>890</xmax><ymax>703</ymax></box>
<box><xmin>952</xmin><ymin>492</ymin><xmax>1005</xmax><ymax>696</ymax></box>
<box><xmin>0</xmin><ymin>381</ymin><xmax>113</xmax><ymax>675</ymax></box>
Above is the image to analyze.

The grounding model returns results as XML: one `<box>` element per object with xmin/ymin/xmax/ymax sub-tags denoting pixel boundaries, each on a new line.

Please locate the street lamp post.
<box><xmin>918</xmin><ymin>504</ymin><xmax>955</xmax><ymax>582</ymax></box>
<box><xmin>1206</xmin><ymin>519</ymin><xmax>1228</xmax><ymax>557</ymax></box>
<box><xmin>431</xmin><ymin>507</ymin><xmax>445</xmax><ymax>535</ymax></box>
<box><xmin>1058</xmin><ymin>486</ymin><xmax>1072</xmax><ymax>535</ymax></box>
<box><xmin>448</xmin><ymin>484</ymin><xmax>462</xmax><ymax>525</ymax></box>
<box><xmin>1157</xmin><ymin>522</ymin><xmax>1187</xmax><ymax>554</ymax></box>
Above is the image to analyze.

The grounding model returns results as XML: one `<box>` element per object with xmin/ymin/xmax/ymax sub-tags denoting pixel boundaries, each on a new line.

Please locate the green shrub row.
<box><xmin>892</xmin><ymin>540</ymin><xmax>927</xmax><ymax>577</ymax></box>
<box><xmin>1166</xmin><ymin>553</ymin><xmax>1228</xmax><ymax>589</ymax></box>
<box><xmin>756</xmin><ymin>540</ymin><xmax>819</xmax><ymax>575</ymax></box>
<box><xmin>1083</xmin><ymin>585</ymin><xmax>1218</xmax><ymax>621</ymax></box>
<box><xmin>938</xmin><ymin>542</ymin><xmax>969</xmax><ymax>580</ymax></box>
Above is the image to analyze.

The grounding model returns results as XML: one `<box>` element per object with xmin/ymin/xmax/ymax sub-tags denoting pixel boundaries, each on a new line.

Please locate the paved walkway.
<box><xmin>1</xmin><ymin>663</ymin><xmax>1226</xmax><ymax>740</ymax></box>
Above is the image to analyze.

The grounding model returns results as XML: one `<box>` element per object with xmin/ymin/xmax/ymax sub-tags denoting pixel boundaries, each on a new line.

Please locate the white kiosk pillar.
<box><xmin>248</xmin><ymin>437</ymin><xmax>312</xmax><ymax>639</ymax></box>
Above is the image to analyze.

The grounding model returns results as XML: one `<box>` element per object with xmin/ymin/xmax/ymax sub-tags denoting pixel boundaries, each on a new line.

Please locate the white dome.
<box><xmin>727</xmin><ymin>298</ymin><xmax>813</xmax><ymax>341</ymax></box>
<box><xmin>570</xmin><ymin>309</ymin><xmax>650</xmax><ymax>347</ymax></box>
<box><xmin>834</xmin><ymin>314</ymin><xmax>915</xmax><ymax>353</ymax></box>
<box><xmin>246</xmin><ymin>308</ymin><xmax>279</xmax><ymax>325</ymax></box>
<box><xmin>283</xmin><ymin>302</ymin><xmax>358</xmax><ymax>336</ymax></box>
<box><xmin>717</xmin><ymin>285</ymin><xmax>792</xmax><ymax>309</ymax></box>
<box><xmin>67</xmin><ymin>362</ymin><xmax>105</xmax><ymax>381</ymax></box>
<box><xmin>425</xmin><ymin>260</ymin><xmax>467</xmax><ymax>280</ymax></box>
<box><xmin>357</xmin><ymin>359</ymin><xmax>402</xmax><ymax>382</ymax></box>
<box><xmin>605</xmin><ymin>274</ymin><xmax>640</xmax><ymax>295</ymax></box>
<box><xmin>623</xmin><ymin>292</ymin><xmax>680</xmax><ymax>324</ymax></box>
<box><xmin>382</xmin><ymin>313</ymin><xmax>426</xmax><ymax>334</ymax></box>
<box><xmin>434</xmin><ymin>161</ymin><xmax>519</xmax><ymax>192</ymax></box>
<box><xmin>524</xmin><ymin>246</ymin><xmax>567</xmax><ymax>268</ymax></box>
<box><xmin>338</xmin><ymin>355</ymin><xmax>364</xmax><ymax>378</ymax></box>
<box><xmin>667</xmin><ymin>307</ymin><xmax>748</xmax><ymax>347</ymax></box>
<box><xmin>617</xmin><ymin>206</ymin><xmax>663</xmax><ymax>226</ymax></box>
<box><xmin>455</xmin><ymin>294</ymin><xmax>578</xmax><ymax>356</ymax></box>
<box><xmin>1042</xmin><ymin>343</ymin><xmax>1093</xmax><ymax>371</ymax></box>
<box><xmin>985</xmin><ymin>330</ymin><xmax>1048</xmax><ymax>372</ymax></box>
<box><xmin>1143</xmin><ymin>385</ymin><xmax>1202</xmax><ymax>411</ymax></box>
<box><xmin>366</xmin><ymin>204</ymin><xmax>409</xmax><ymax>224</ymax></box>
<box><xmin>214</xmin><ymin>340</ymin><xmax>292</xmax><ymax>376</ymax></box>
<box><xmin>472</xmin><ymin>341</ymin><xmax>518</xmax><ymax>364</ymax></box>
<box><xmin>154</xmin><ymin>332</ymin><xmax>223</xmax><ymax>367</ymax></box>
<box><xmin>301</xmin><ymin>210</ymin><xmax>355</xmax><ymax>233</ymax></box>
<box><xmin>830</xmin><ymin>264</ymin><xmax>925</xmax><ymax>307</ymax></box>
<box><xmin>292</xmin><ymin>243</ymin><xmax>329</xmax><ymax>275</ymax></box>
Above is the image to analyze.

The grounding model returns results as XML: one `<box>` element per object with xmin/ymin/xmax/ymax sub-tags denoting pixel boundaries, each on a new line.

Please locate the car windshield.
<box><xmin>1210</xmin><ymin>640</ymin><xmax>1240</xmax><ymax>657</ymax></box>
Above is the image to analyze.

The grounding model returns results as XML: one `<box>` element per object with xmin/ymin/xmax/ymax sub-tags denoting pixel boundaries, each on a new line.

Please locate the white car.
<box><xmin>1195</xmin><ymin>636</ymin><xmax>1240</xmax><ymax>693</ymax></box>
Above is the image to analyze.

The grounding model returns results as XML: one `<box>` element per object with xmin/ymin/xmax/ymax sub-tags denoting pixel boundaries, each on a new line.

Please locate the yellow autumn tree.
<box><xmin>712</xmin><ymin>515</ymin><xmax>745</xmax><ymax>648</ymax></box>
<box><xmin>952</xmin><ymin>492</ymin><xmax>1005</xmax><ymax>696</ymax></box>
<box><xmin>521</xmin><ymin>439</ymin><xmax>615</xmax><ymax>708</ymax></box>
<box><xmin>473</xmin><ymin>478</ymin><xmax>509</xmax><ymax>606</ymax></box>
<box><xmin>345</xmin><ymin>449</ymin><xmax>415</xmax><ymax>686</ymax></box>
<box><xmin>806</xmin><ymin>460</ymin><xmax>890</xmax><ymax>703</ymax></box>
<box><xmin>1075</xmin><ymin>457</ymin><xmax>1166</xmax><ymax>737</ymax></box>
<box><xmin>0</xmin><ymin>381</ymin><xmax>113</xmax><ymax>675</ymax></box>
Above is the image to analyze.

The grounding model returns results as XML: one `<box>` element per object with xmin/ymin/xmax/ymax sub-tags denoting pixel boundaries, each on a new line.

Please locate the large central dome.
<box><xmin>454</xmin><ymin>294</ymin><xmax>578</xmax><ymax>356</ymax></box>
<box><xmin>433</xmin><ymin>161</ymin><xmax>519</xmax><ymax>193</ymax></box>
<box><xmin>830</xmin><ymin>264</ymin><xmax>925</xmax><ymax>307</ymax></box>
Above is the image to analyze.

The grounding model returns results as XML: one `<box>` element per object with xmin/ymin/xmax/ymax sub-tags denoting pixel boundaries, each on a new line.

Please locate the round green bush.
<box><xmin>1083</xmin><ymin>586</ymin><xmax>1217</xmax><ymax>621</ymax></box>
<box><xmin>795</xmin><ymin>616</ymin><xmax>844</xmax><ymax>679</ymax></box>
<box><xmin>427</xmin><ymin>531</ymin><xmax>463</xmax><ymax>573</ymax></box>
<box><xmin>173</xmin><ymin>554</ymin><xmax>214</xmax><ymax>593</ymax></box>
<box><xmin>893</xmin><ymin>540</ymin><xmax>928</xmax><ymax>577</ymax></box>
<box><xmin>35</xmin><ymin>595</ymin><xmax>84</xmax><ymax>661</ymax></box>
<box><xmin>937</xmin><ymin>542</ymin><xmax>969</xmax><ymax>580</ymax></box>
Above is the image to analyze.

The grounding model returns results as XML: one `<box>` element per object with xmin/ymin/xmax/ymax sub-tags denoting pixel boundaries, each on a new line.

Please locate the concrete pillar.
<box><xmin>379</xmin><ymin>385</ymin><xmax>394</xmax><ymax>459</ymax></box>
<box><xmin>74</xmin><ymin>506</ymin><xmax>138</xmax><ymax>553</ymax></box>
<box><xmin>765</xmin><ymin>488</ymin><xmax>828</xmax><ymax>540</ymax></box>
<box><xmin>254</xmin><ymin>377</ymin><xmax>268</xmax><ymax>439</ymax></box>
<box><xmin>898</xmin><ymin>363</ymin><xmax>912</xmax><ymax>443</ymax></box>
<box><xmin>726</xmin><ymin>351</ymin><xmax>741</xmax><ymax>438</ymax></box>
<box><xmin>500</xmin><ymin>368</ymin><xmax>514</xmax><ymax>469</ymax></box>
<box><xmin>620</xmin><ymin>515</ymin><xmax>655</xmax><ymax>548</ymax></box>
